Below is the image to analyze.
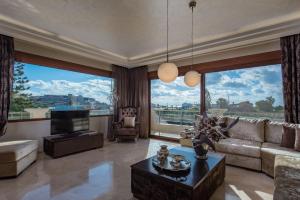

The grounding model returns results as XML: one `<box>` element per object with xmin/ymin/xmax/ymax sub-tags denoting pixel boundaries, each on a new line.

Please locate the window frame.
<box><xmin>148</xmin><ymin>50</ymin><xmax>282</xmax><ymax>137</ymax></box>
<box><xmin>204</xmin><ymin>64</ymin><xmax>284</xmax><ymax>120</ymax></box>
<box><xmin>148</xmin><ymin>51</ymin><xmax>281</xmax><ymax>112</ymax></box>
<box><xmin>9</xmin><ymin>51</ymin><xmax>113</xmax><ymax>122</ymax></box>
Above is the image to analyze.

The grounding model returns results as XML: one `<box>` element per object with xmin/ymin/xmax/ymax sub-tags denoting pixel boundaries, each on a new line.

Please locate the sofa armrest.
<box><xmin>275</xmin><ymin>155</ymin><xmax>300</xmax><ymax>181</ymax></box>
<box><xmin>274</xmin><ymin>155</ymin><xmax>300</xmax><ymax>200</ymax></box>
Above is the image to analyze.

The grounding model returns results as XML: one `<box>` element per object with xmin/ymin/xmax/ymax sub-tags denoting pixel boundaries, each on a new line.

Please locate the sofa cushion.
<box><xmin>265</xmin><ymin>121</ymin><xmax>284</xmax><ymax>144</ymax></box>
<box><xmin>117</xmin><ymin>128</ymin><xmax>137</xmax><ymax>136</ymax></box>
<box><xmin>261</xmin><ymin>142</ymin><xmax>300</xmax><ymax>158</ymax></box>
<box><xmin>124</xmin><ymin>116</ymin><xmax>135</xmax><ymax>128</ymax></box>
<box><xmin>281</xmin><ymin>124</ymin><xmax>296</xmax><ymax>148</ymax></box>
<box><xmin>0</xmin><ymin>140</ymin><xmax>38</xmax><ymax>163</ymax></box>
<box><xmin>215</xmin><ymin>138</ymin><xmax>262</xmax><ymax>158</ymax></box>
<box><xmin>222</xmin><ymin>153</ymin><xmax>261</xmax><ymax>171</ymax></box>
<box><xmin>227</xmin><ymin>117</ymin><xmax>265</xmax><ymax>142</ymax></box>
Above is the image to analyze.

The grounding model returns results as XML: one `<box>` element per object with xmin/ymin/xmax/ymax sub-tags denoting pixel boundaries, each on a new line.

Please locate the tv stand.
<box><xmin>43</xmin><ymin>131</ymin><xmax>103</xmax><ymax>158</ymax></box>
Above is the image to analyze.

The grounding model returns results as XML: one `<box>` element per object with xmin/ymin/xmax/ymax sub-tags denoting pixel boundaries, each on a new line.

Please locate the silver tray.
<box><xmin>152</xmin><ymin>154</ymin><xmax>191</xmax><ymax>172</ymax></box>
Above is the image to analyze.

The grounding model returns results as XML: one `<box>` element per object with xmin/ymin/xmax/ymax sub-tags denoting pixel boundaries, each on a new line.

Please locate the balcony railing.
<box><xmin>153</xmin><ymin>109</ymin><xmax>199</xmax><ymax>126</ymax></box>
<box><xmin>8</xmin><ymin>112</ymin><xmax>31</xmax><ymax>120</ymax></box>
<box><xmin>8</xmin><ymin>109</ymin><xmax>112</xmax><ymax>121</ymax></box>
<box><xmin>151</xmin><ymin>109</ymin><xmax>199</xmax><ymax>137</ymax></box>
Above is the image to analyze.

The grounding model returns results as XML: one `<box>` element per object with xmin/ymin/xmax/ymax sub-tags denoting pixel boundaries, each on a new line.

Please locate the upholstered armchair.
<box><xmin>112</xmin><ymin>107</ymin><xmax>140</xmax><ymax>142</ymax></box>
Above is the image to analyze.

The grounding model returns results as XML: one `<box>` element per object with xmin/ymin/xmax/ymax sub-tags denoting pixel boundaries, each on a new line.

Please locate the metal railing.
<box><xmin>8</xmin><ymin>109</ymin><xmax>112</xmax><ymax>121</ymax></box>
<box><xmin>8</xmin><ymin>112</ymin><xmax>31</xmax><ymax>120</ymax></box>
<box><xmin>153</xmin><ymin>109</ymin><xmax>199</xmax><ymax>126</ymax></box>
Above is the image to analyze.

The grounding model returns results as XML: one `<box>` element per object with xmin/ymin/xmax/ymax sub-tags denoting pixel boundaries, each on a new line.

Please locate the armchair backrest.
<box><xmin>118</xmin><ymin>107</ymin><xmax>140</xmax><ymax>122</ymax></box>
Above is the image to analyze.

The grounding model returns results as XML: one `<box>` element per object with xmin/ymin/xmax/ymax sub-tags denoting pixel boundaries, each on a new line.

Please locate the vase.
<box><xmin>193</xmin><ymin>142</ymin><xmax>209</xmax><ymax>160</ymax></box>
<box><xmin>158</xmin><ymin>145</ymin><xmax>169</xmax><ymax>157</ymax></box>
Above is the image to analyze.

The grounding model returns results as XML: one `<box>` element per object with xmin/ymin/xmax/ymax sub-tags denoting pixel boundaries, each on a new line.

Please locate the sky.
<box><xmin>18</xmin><ymin>63</ymin><xmax>283</xmax><ymax>107</ymax></box>
<box><xmin>151</xmin><ymin>77</ymin><xmax>200</xmax><ymax>106</ymax></box>
<box><xmin>152</xmin><ymin>64</ymin><xmax>283</xmax><ymax>106</ymax></box>
<box><xmin>18</xmin><ymin>63</ymin><xmax>113</xmax><ymax>104</ymax></box>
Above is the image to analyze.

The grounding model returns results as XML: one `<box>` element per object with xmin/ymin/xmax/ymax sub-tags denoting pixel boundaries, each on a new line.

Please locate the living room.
<box><xmin>0</xmin><ymin>0</ymin><xmax>300</xmax><ymax>200</ymax></box>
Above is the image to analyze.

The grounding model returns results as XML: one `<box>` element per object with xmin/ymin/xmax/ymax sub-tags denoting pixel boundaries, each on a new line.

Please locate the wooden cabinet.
<box><xmin>44</xmin><ymin>131</ymin><xmax>103</xmax><ymax>158</ymax></box>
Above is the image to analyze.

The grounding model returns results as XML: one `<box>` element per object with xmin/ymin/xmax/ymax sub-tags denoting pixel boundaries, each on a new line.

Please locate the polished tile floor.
<box><xmin>0</xmin><ymin>139</ymin><xmax>274</xmax><ymax>200</ymax></box>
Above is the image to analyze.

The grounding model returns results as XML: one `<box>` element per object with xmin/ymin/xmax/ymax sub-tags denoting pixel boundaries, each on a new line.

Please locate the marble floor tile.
<box><xmin>0</xmin><ymin>139</ymin><xmax>274</xmax><ymax>200</ymax></box>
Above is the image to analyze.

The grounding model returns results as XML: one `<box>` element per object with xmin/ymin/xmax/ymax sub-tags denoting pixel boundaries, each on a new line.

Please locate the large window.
<box><xmin>151</xmin><ymin>76</ymin><xmax>200</xmax><ymax>138</ymax></box>
<box><xmin>205</xmin><ymin>64</ymin><xmax>284</xmax><ymax>121</ymax></box>
<box><xmin>9</xmin><ymin>62</ymin><xmax>112</xmax><ymax>120</ymax></box>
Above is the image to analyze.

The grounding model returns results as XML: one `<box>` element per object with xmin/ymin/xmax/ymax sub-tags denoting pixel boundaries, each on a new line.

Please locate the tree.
<box><xmin>228</xmin><ymin>101</ymin><xmax>255</xmax><ymax>112</ymax></box>
<box><xmin>266</xmin><ymin>96</ymin><xmax>275</xmax><ymax>105</ymax></box>
<box><xmin>238</xmin><ymin>101</ymin><xmax>255</xmax><ymax>112</ymax></box>
<box><xmin>216</xmin><ymin>98</ymin><xmax>228</xmax><ymax>109</ymax></box>
<box><xmin>255</xmin><ymin>96</ymin><xmax>275</xmax><ymax>112</ymax></box>
<box><xmin>274</xmin><ymin>105</ymin><xmax>284</xmax><ymax>112</ymax></box>
<box><xmin>10</xmin><ymin>63</ymin><xmax>33</xmax><ymax>112</ymax></box>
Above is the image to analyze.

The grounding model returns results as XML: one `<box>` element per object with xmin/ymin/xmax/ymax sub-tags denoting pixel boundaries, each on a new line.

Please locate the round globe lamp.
<box><xmin>158</xmin><ymin>62</ymin><xmax>178</xmax><ymax>83</ymax></box>
<box><xmin>184</xmin><ymin>70</ymin><xmax>200</xmax><ymax>87</ymax></box>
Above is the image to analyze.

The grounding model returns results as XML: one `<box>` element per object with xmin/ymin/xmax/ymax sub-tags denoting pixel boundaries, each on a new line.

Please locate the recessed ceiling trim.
<box><xmin>0</xmin><ymin>14</ymin><xmax>129</xmax><ymax>66</ymax></box>
<box><xmin>129</xmin><ymin>12</ymin><xmax>300</xmax><ymax>67</ymax></box>
<box><xmin>0</xmin><ymin>12</ymin><xmax>299</xmax><ymax>68</ymax></box>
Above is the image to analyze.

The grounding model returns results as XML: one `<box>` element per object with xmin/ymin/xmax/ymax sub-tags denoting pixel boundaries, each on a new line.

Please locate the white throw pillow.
<box><xmin>124</xmin><ymin>117</ymin><xmax>136</xmax><ymax>128</ymax></box>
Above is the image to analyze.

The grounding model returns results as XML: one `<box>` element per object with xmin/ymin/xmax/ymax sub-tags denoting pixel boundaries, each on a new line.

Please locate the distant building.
<box><xmin>30</xmin><ymin>94</ymin><xmax>110</xmax><ymax>111</ymax></box>
<box><xmin>24</xmin><ymin>108</ymin><xmax>50</xmax><ymax>118</ymax></box>
<box><xmin>182</xmin><ymin>103</ymin><xmax>193</xmax><ymax>109</ymax></box>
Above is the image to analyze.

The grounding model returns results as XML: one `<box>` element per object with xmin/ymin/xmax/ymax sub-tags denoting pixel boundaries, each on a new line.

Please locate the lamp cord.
<box><xmin>191</xmin><ymin>4</ymin><xmax>194</xmax><ymax>68</ymax></box>
<box><xmin>167</xmin><ymin>0</ymin><xmax>169</xmax><ymax>62</ymax></box>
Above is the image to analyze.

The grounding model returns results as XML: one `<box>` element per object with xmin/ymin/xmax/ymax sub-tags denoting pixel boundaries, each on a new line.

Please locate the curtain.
<box><xmin>0</xmin><ymin>35</ymin><xmax>14</xmax><ymax>136</ymax></box>
<box><xmin>109</xmin><ymin>65</ymin><xmax>129</xmax><ymax>140</ymax></box>
<box><xmin>112</xmin><ymin>65</ymin><xmax>150</xmax><ymax>138</ymax></box>
<box><xmin>281</xmin><ymin>34</ymin><xmax>300</xmax><ymax>123</ymax></box>
<box><xmin>112</xmin><ymin>65</ymin><xmax>129</xmax><ymax>118</ymax></box>
<box><xmin>128</xmin><ymin>66</ymin><xmax>149</xmax><ymax>138</ymax></box>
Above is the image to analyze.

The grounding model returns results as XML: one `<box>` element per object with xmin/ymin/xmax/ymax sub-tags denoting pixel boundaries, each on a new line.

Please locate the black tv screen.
<box><xmin>50</xmin><ymin>110</ymin><xmax>90</xmax><ymax>135</ymax></box>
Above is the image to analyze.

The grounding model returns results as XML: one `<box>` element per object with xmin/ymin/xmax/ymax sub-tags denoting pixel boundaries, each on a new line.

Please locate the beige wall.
<box><xmin>0</xmin><ymin>116</ymin><xmax>110</xmax><ymax>152</ymax></box>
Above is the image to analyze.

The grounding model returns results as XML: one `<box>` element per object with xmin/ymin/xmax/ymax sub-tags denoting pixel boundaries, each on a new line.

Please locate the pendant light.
<box><xmin>184</xmin><ymin>0</ymin><xmax>201</xmax><ymax>87</ymax></box>
<box><xmin>158</xmin><ymin>0</ymin><xmax>178</xmax><ymax>83</ymax></box>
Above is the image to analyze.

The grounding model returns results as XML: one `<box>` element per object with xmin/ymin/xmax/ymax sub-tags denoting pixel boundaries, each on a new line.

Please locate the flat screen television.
<box><xmin>50</xmin><ymin>110</ymin><xmax>90</xmax><ymax>135</ymax></box>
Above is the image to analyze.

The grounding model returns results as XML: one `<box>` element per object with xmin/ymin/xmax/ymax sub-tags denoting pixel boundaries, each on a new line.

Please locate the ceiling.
<box><xmin>0</xmin><ymin>0</ymin><xmax>300</xmax><ymax>67</ymax></box>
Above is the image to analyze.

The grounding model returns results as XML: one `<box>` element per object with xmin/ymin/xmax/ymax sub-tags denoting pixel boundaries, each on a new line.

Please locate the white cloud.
<box><xmin>151</xmin><ymin>77</ymin><xmax>200</xmax><ymax>106</ymax></box>
<box><xmin>26</xmin><ymin>79</ymin><xmax>112</xmax><ymax>104</ymax></box>
<box><xmin>205</xmin><ymin>65</ymin><xmax>283</xmax><ymax>106</ymax></box>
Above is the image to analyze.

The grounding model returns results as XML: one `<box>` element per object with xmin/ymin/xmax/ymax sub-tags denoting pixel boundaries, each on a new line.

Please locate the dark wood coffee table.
<box><xmin>131</xmin><ymin>147</ymin><xmax>225</xmax><ymax>200</ymax></box>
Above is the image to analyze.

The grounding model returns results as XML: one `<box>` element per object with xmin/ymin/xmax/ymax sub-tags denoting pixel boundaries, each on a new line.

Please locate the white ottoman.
<box><xmin>0</xmin><ymin>140</ymin><xmax>38</xmax><ymax>178</ymax></box>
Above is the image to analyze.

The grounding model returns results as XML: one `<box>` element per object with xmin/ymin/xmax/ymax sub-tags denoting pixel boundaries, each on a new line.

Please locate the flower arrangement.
<box><xmin>191</xmin><ymin>112</ymin><xmax>239</xmax><ymax>159</ymax></box>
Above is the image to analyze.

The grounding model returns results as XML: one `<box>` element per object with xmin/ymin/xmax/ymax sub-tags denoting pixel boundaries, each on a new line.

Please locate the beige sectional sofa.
<box><xmin>214</xmin><ymin>117</ymin><xmax>300</xmax><ymax>177</ymax></box>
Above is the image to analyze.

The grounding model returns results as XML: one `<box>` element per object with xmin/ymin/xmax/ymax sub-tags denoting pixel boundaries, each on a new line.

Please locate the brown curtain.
<box><xmin>128</xmin><ymin>66</ymin><xmax>149</xmax><ymax>138</ymax></box>
<box><xmin>112</xmin><ymin>65</ymin><xmax>129</xmax><ymax>118</ymax></box>
<box><xmin>0</xmin><ymin>35</ymin><xmax>14</xmax><ymax>136</ymax></box>
<box><xmin>112</xmin><ymin>65</ymin><xmax>150</xmax><ymax>138</ymax></box>
<box><xmin>107</xmin><ymin>65</ymin><xmax>129</xmax><ymax>140</ymax></box>
<box><xmin>281</xmin><ymin>33</ymin><xmax>300</xmax><ymax>123</ymax></box>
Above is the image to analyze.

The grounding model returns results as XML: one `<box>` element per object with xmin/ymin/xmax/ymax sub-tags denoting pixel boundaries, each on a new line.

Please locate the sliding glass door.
<box><xmin>150</xmin><ymin>76</ymin><xmax>200</xmax><ymax>139</ymax></box>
